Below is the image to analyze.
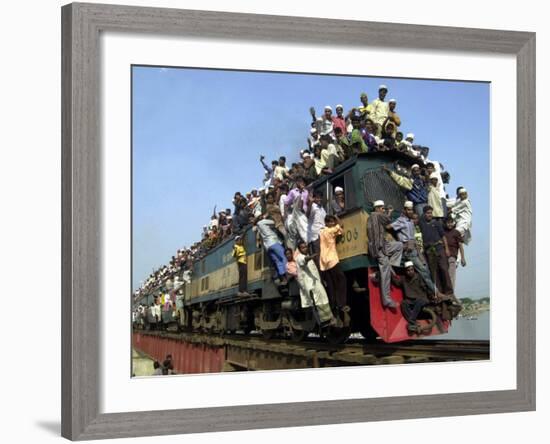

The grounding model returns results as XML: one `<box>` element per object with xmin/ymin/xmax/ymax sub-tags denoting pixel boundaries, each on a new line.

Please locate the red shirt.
<box><xmin>332</xmin><ymin>116</ymin><xmax>347</xmax><ymax>135</ymax></box>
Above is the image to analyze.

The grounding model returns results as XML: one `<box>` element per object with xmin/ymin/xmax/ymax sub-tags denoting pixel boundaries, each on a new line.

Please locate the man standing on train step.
<box><xmin>393</xmin><ymin>262</ymin><xmax>434</xmax><ymax>333</ymax></box>
<box><xmin>232</xmin><ymin>236</ymin><xmax>249</xmax><ymax>296</ymax></box>
<box><xmin>391</xmin><ymin>201</ymin><xmax>436</xmax><ymax>296</ymax></box>
<box><xmin>419</xmin><ymin>206</ymin><xmax>454</xmax><ymax>295</ymax></box>
<box><xmin>307</xmin><ymin>190</ymin><xmax>326</xmax><ymax>271</ymax></box>
<box><xmin>255</xmin><ymin>217</ymin><xmax>288</xmax><ymax>286</ymax></box>
<box><xmin>367</xmin><ymin>200</ymin><xmax>403</xmax><ymax>309</ymax></box>
<box><xmin>319</xmin><ymin>215</ymin><xmax>348</xmax><ymax>312</ymax></box>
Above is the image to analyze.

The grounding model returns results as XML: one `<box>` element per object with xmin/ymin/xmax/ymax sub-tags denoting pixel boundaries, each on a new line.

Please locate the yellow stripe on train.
<box><xmin>188</xmin><ymin>252</ymin><xmax>267</xmax><ymax>300</ymax></box>
<box><xmin>188</xmin><ymin>209</ymin><xmax>369</xmax><ymax>300</ymax></box>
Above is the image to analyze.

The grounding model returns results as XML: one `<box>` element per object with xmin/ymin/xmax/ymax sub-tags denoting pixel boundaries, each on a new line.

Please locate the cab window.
<box><xmin>326</xmin><ymin>169</ymin><xmax>357</xmax><ymax>215</ymax></box>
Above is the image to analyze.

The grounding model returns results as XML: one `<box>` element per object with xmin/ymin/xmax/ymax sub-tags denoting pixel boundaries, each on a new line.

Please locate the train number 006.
<box><xmin>338</xmin><ymin>228</ymin><xmax>359</xmax><ymax>244</ymax></box>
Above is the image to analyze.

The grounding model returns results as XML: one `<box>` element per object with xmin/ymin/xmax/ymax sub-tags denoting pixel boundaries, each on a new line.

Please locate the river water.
<box><xmin>424</xmin><ymin>310</ymin><xmax>490</xmax><ymax>341</ymax></box>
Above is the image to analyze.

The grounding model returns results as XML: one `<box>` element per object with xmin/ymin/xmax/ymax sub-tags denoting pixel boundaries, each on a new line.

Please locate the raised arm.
<box><xmin>259</xmin><ymin>155</ymin><xmax>272</xmax><ymax>173</ymax></box>
<box><xmin>383</xmin><ymin>165</ymin><xmax>413</xmax><ymax>190</ymax></box>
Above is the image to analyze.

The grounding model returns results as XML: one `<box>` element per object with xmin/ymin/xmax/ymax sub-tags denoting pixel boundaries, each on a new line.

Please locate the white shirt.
<box><xmin>279</xmin><ymin>194</ymin><xmax>287</xmax><ymax>219</ymax></box>
<box><xmin>273</xmin><ymin>165</ymin><xmax>289</xmax><ymax>181</ymax></box>
<box><xmin>426</xmin><ymin>159</ymin><xmax>446</xmax><ymax>198</ymax></box>
<box><xmin>307</xmin><ymin>203</ymin><xmax>327</xmax><ymax>243</ymax></box>
<box><xmin>316</xmin><ymin>116</ymin><xmax>334</xmax><ymax>136</ymax></box>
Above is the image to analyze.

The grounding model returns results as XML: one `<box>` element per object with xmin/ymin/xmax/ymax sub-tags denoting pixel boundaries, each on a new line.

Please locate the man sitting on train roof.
<box><xmin>313</xmin><ymin>105</ymin><xmax>336</xmax><ymax>137</ymax></box>
<box><xmin>379</xmin><ymin>121</ymin><xmax>398</xmax><ymax>151</ymax></box>
<box><xmin>362</xmin><ymin>118</ymin><xmax>380</xmax><ymax>152</ymax></box>
<box><xmin>387</xmin><ymin>98</ymin><xmax>401</xmax><ymax>132</ymax></box>
<box><xmin>259</xmin><ymin>155</ymin><xmax>280</xmax><ymax>187</ymax></box>
<box><xmin>318</xmin><ymin>133</ymin><xmax>343</xmax><ymax>170</ymax></box>
<box><xmin>349</xmin><ymin>114</ymin><xmax>368</xmax><ymax>154</ymax></box>
<box><xmin>334</xmin><ymin>127</ymin><xmax>353</xmax><ymax>160</ymax></box>
<box><xmin>307</xmin><ymin>127</ymin><xmax>320</xmax><ymax>150</ymax></box>
<box><xmin>312</xmin><ymin>145</ymin><xmax>333</xmax><ymax>176</ymax></box>
<box><xmin>391</xmin><ymin>201</ymin><xmax>437</xmax><ymax>297</ymax></box>
<box><xmin>301</xmin><ymin>152</ymin><xmax>318</xmax><ymax>184</ymax></box>
<box><xmin>367</xmin><ymin>199</ymin><xmax>403</xmax><ymax>310</ymax></box>
<box><xmin>333</xmin><ymin>104</ymin><xmax>347</xmax><ymax>136</ymax></box>
<box><xmin>354</xmin><ymin>92</ymin><xmax>373</xmax><ymax>120</ymax></box>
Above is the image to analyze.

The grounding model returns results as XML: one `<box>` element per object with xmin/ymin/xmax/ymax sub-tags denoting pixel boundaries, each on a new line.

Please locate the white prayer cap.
<box><xmin>404</xmin><ymin>261</ymin><xmax>414</xmax><ymax>268</ymax></box>
<box><xmin>310</xmin><ymin>128</ymin><xmax>317</xmax><ymax>134</ymax></box>
<box><xmin>303</xmin><ymin>153</ymin><xmax>312</xmax><ymax>158</ymax></box>
<box><xmin>406</xmin><ymin>133</ymin><xmax>415</xmax><ymax>140</ymax></box>
<box><xmin>373</xmin><ymin>200</ymin><xmax>385</xmax><ymax>207</ymax></box>
<box><xmin>324</xmin><ymin>105</ymin><xmax>333</xmax><ymax>111</ymax></box>
<box><xmin>429</xmin><ymin>172</ymin><xmax>439</xmax><ymax>180</ymax></box>
<box><xmin>336</xmin><ymin>104</ymin><xmax>344</xmax><ymax>110</ymax></box>
<box><xmin>334</xmin><ymin>186</ymin><xmax>344</xmax><ymax>193</ymax></box>
<box><xmin>458</xmin><ymin>187</ymin><xmax>468</xmax><ymax>194</ymax></box>
<box><xmin>379</xmin><ymin>84</ymin><xmax>388</xmax><ymax>90</ymax></box>
<box><xmin>411</xmin><ymin>164</ymin><xmax>420</xmax><ymax>170</ymax></box>
<box><xmin>389</xmin><ymin>98</ymin><xmax>397</xmax><ymax>103</ymax></box>
<box><xmin>404</xmin><ymin>201</ymin><xmax>414</xmax><ymax>209</ymax></box>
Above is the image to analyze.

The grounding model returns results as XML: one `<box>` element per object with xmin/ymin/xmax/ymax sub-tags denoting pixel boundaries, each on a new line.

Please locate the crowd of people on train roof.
<box><xmin>133</xmin><ymin>84</ymin><xmax>473</xmax><ymax>328</ymax></box>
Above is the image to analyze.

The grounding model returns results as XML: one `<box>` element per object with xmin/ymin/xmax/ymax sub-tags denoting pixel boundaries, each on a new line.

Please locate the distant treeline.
<box><xmin>459</xmin><ymin>297</ymin><xmax>490</xmax><ymax>305</ymax></box>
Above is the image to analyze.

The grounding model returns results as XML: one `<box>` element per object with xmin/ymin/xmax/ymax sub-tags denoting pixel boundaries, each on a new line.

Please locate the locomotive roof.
<box><xmin>309</xmin><ymin>151</ymin><xmax>428</xmax><ymax>189</ymax></box>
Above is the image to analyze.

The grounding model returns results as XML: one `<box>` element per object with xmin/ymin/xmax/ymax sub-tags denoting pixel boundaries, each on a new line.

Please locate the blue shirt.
<box><xmin>407</xmin><ymin>175</ymin><xmax>428</xmax><ymax>205</ymax></box>
<box><xmin>391</xmin><ymin>215</ymin><xmax>415</xmax><ymax>242</ymax></box>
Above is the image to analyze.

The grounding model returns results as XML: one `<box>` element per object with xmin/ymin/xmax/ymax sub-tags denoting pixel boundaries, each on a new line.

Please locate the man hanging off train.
<box><xmin>367</xmin><ymin>200</ymin><xmax>403</xmax><ymax>309</ymax></box>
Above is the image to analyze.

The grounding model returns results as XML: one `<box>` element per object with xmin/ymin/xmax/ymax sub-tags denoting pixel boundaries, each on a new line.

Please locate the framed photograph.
<box><xmin>61</xmin><ymin>2</ymin><xmax>535</xmax><ymax>440</ymax></box>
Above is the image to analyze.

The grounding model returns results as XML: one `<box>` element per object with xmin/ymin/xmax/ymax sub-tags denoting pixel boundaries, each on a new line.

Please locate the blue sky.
<box><xmin>132</xmin><ymin>66</ymin><xmax>490</xmax><ymax>299</ymax></box>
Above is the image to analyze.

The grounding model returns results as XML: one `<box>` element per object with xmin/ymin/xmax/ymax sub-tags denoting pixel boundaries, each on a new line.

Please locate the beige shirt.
<box><xmin>370</xmin><ymin>98</ymin><xmax>389</xmax><ymax>125</ymax></box>
<box><xmin>428</xmin><ymin>185</ymin><xmax>444</xmax><ymax>218</ymax></box>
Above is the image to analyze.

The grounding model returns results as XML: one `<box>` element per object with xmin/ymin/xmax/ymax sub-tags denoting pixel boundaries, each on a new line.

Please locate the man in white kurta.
<box><xmin>427</xmin><ymin>173</ymin><xmax>444</xmax><ymax>218</ymax></box>
<box><xmin>451</xmin><ymin>187</ymin><xmax>473</xmax><ymax>244</ymax></box>
<box><xmin>294</xmin><ymin>243</ymin><xmax>333</xmax><ymax>324</ymax></box>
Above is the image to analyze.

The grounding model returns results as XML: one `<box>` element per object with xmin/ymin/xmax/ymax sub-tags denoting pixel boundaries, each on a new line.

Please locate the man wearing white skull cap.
<box><xmin>393</xmin><ymin>261</ymin><xmax>434</xmax><ymax>332</ymax></box>
<box><xmin>450</xmin><ymin>186</ymin><xmax>472</xmax><ymax>244</ymax></box>
<box><xmin>367</xmin><ymin>199</ymin><xmax>403</xmax><ymax>309</ymax></box>
<box><xmin>391</xmin><ymin>201</ymin><xmax>436</xmax><ymax>295</ymax></box>
<box><xmin>370</xmin><ymin>85</ymin><xmax>390</xmax><ymax>135</ymax></box>
<box><xmin>315</xmin><ymin>105</ymin><xmax>335</xmax><ymax>137</ymax></box>
<box><xmin>427</xmin><ymin>172</ymin><xmax>444</xmax><ymax>218</ymax></box>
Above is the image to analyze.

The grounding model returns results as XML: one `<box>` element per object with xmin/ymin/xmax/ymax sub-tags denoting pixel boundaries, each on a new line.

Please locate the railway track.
<box><xmin>135</xmin><ymin>329</ymin><xmax>490</xmax><ymax>370</ymax></box>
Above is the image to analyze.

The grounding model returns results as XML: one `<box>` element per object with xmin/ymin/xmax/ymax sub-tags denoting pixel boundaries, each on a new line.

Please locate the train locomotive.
<box><xmin>134</xmin><ymin>151</ymin><xmax>460</xmax><ymax>343</ymax></box>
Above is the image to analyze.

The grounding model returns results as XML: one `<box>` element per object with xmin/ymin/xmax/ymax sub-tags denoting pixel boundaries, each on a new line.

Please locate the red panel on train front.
<box><xmin>367</xmin><ymin>267</ymin><xmax>449</xmax><ymax>343</ymax></box>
